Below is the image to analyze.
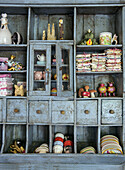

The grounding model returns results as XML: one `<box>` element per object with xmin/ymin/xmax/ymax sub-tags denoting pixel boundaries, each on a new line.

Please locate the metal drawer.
<box><xmin>7</xmin><ymin>99</ymin><xmax>27</xmax><ymax>123</ymax></box>
<box><xmin>102</xmin><ymin>100</ymin><xmax>122</xmax><ymax>124</ymax></box>
<box><xmin>77</xmin><ymin>100</ymin><xmax>97</xmax><ymax>125</ymax></box>
<box><xmin>52</xmin><ymin>101</ymin><xmax>74</xmax><ymax>123</ymax></box>
<box><xmin>29</xmin><ymin>101</ymin><xmax>49</xmax><ymax>123</ymax></box>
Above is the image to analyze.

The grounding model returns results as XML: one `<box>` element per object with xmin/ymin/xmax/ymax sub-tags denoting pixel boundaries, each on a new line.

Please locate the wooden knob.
<box><xmin>84</xmin><ymin>110</ymin><xmax>89</xmax><ymax>114</ymax></box>
<box><xmin>109</xmin><ymin>110</ymin><xmax>115</xmax><ymax>114</ymax></box>
<box><xmin>36</xmin><ymin>110</ymin><xmax>41</xmax><ymax>114</ymax></box>
<box><xmin>60</xmin><ymin>110</ymin><xmax>65</xmax><ymax>115</ymax></box>
<box><xmin>14</xmin><ymin>109</ymin><xmax>19</xmax><ymax>113</ymax></box>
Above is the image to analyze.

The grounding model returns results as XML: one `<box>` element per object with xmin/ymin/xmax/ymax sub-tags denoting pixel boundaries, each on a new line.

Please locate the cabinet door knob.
<box><xmin>60</xmin><ymin>110</ymin><xmax>65</xmax><ymax>115</ymax></box>
<box><xmin>36</xmin><ymin>110</ymin><xmax>41</xmax><ymax>114</ymax></box>
<box><xmin>109</xmin><ymin>110</ymin><xmax>115</xmax><ymax>114</ymax></box>
<box><xmin>14</xmin><ymin>109</ymin><xmax>19</xmax><ymax>113</ymax></box>
<box><xmin>84</xmin><ymin>110</ymin><xmax>89</xmax><ymax>114</ymax></box>
<box><xmin>59</xmin><ymin>67</ymin><xmax>62</xmax><ymax>70</ymax></box>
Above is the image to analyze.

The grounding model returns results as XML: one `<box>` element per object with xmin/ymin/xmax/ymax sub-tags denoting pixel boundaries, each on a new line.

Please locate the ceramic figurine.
<box><xmin>34</xmin><ymin>71</ymin><xmax>42</xmax><ymax>80</ymax></box>
<box><xmin>59</xmin><ymin>18</ymin><xmax>64</xmax><ymax>40</ymax></box>
<box><xmin>107</xmin><ymin>82</ymin><xmax>116</xmax><ymax>97</ymax></box>
<box><xmin>54</xmin><ymin>74</ymin><xmax>57</xmax><ymax>80</ymax></box>
<box><xmin>111</xmin><ymin>34</ymin><xmax>118</xmax><ymax>45</ymax></box>
<box><xmin>78</xmin><ymin>88</ymin><xmax>84</xmax><ymax>98</ymax></box>
<box><xmin>89</xmin><ymin>89</ymin><xmax>97</xmax><ymax>98</ymax></box>
<box><xmin>51</xmin><ymin>88</ymin><xmax>57</xmax><ymax>96</ymax></box>
<box><xmin>35</xmin><ymin>143</ymin><xmax>49</xmax><ymax>153</ymax></box>
<box><xmin>80</xmin><ymin>29</ymin><xmax>98</xmax><ymax>45</ymax></box>
<box><xmin>98</xmin><ymin>83</ymin><xmax>107</xmax><ymax>97</ymax></box>
<box><xmin>9</xmin><ymin>140</ymin><xmax>25</xmax><ymax>153</ymax></box>
<box><xmin>47</xmin><ymin>23</ymin><xmax>56</xmax><ymax>40</ymax></box>
<box><xmin>82</xmin><ymin>85</ymin><xmax>90</xmax><ymax>98</ymax></box>
<box><xmin>5</xmin><ymin>55</ymin><xmax>23</xmax><ymax>71</ymax></box>
<box><xmin>0</xmin><ymin>13</ymin><xmax>12</xmax><ymax>44</ymax></box>
<box><xmin>42</xmin><ymin>30</ymin><xmax>46</xmax><ymax>40</ymax></box>
<box><xmin>62</xmin><ymin>74</ymin><xmax>69</xmax><ymax>80</ymax></box>
<box><xmin>11</xmin><ymin>32</ymin><xmax>23</xmax><ymax>44</ymax></box>
<box><xmin>14</xmin><ymin>85</ymin><xmax>24</xmax><ymax>96</ymax></box>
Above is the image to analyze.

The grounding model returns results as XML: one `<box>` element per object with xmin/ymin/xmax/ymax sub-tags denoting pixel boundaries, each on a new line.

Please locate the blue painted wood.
<box><xmin>7</xmin><ymin>99</ymin><xmax>27</xmax><ymax>123</ymax></box>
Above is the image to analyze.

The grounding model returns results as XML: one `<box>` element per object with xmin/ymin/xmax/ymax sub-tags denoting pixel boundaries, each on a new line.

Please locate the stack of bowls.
<box><xmin>64</xmin><ymin>135</ymin><xmax>73</xmax><ymax>153</ymax></box>
<box><xmin>53</xmin><ymin>133</ymin><xmax>64</xmax><ymax>153</ymax></box>
<box><xmin>80</xmin><ymin>146</ymin><xmax>96</xmax><ymax>154</ymax></box>
<box><xmin>35</xmin><ymin>143</ymin><xmax>49</xmax><ymax>153</ymax></box>
<box><xmin>101</xmin><ymin>135</ymin><xmax>123</xmax><ymax>154</ymax></box>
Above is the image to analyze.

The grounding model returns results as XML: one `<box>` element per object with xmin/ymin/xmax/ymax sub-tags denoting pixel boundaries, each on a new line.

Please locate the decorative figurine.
<box><xmin>111</xmin><ymin>34</ymin><xmax>118</xmax><ymax>45</ymax></box>
<box><xmin>82</xmin><ymin>85</ymin><xmax>90</xmax><ymax>98</ymax></box>
<box><xmin>14</xmin><ymin>84</ymin><xmax>24</xmax><ymax>96</ymax></box>
<box><xmin>62</xmin><ymin>74</ymin><xmax>69</xmax><ymax>80</ymax></box>
<box><xmin>89</xmin><ymin>89</ymin><xmax>97</xmax><ymax>98</ymax></box>
<box><xmin>107</xmin><ymin>82</ymin><xmax>116</xmax><ymax>97</ymax></box>
<box><xmin>11</xmin><ymin>32</ymin><xmax>23</xmax><ymax>44</ymax></box>
<box><xmin>98</xmin><ymin>83</ymin><xmax>107</xmax><ymax>97</ymax></box>
<box><xmin>59</xmin><ymin>18</ymin><xmax>64</xmax><ymax>40</ymax></box>
<box><xmin>35</xmin><ymin>143</ymin><xmax>49</xmax><ymax>153</ymax></box>
<box><xmin>5</xmin><ymin>55</ymin><xmax>24</xmax><ymax>71</ymax></box>
<box><xmin>8</xmin><ymin>140</ymin><xmax>25</xmax><ymax>153</ymax></box>
<box><xmin>42</xmin><ymin>30</ymin><xmax>46</xmax><ymax>40</ymax></box>
<box><xmin>34</xmin><ymin>71</ymin><xmax>42</xmax><ymax>80</ymax></box>
<box><xmin>47</xmin><ymin>23</ymin><xmax>56</xmax><ymax>40</ymax></box>
<box><xmin>54</xmin><ymin>74</ymin><xmax>57</xmax><ymax>80</ymax></box>
<box><xmin>0</xmin><ymin>13</ymin><xmax>12</xmax><ymax>44</ymax></box>
<box><xmin>80</xmin><ymin>29</ymin><xmax>98</xmax><ymax>45</ymax></box>
<box><xmin>78</xmin><ymin>88</ymin><xmax>84</xmax><ymax>98</ymax></box>
<box><xmin>51</xmin><ymin>88</ymin><xmax>57</xmax><ymax>96</ymax></box>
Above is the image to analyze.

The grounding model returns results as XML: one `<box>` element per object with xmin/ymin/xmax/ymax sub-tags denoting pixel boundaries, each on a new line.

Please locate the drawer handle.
<box><xmin>14</xmin><ymin>109</ymin><xmax>19</xmax><ymax>113</ymax></box>
<box><xmin>60</xmin><ymin>110</ymin><xmax>65</xmax><ymax>115</ymax></box>
<box><xmin>84</xmin><ymin>110</ymin><xmax>89</xmax><ymax>114</ymax></box>
<box><xmin>36</xmin><ymin>110</ymin><xmax>41</xmax><ymax>114</ymax></box>
<box><xmin>109</xmin><ymin>110</ymin><xmax>115</xmax><ymax>114</ymax></box>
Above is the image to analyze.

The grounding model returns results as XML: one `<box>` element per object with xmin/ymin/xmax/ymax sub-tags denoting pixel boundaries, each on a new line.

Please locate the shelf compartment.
<box><xmin>76</xmin><ymin>71</ymin><xmax>123</xmax><ymax>74</ymax></box>
<box><xmin>4</xmin><ymin>124</ymin><xmax>26</xmax><ymax>153</ymax></box>
<box><xmin>28</xmin><ymin>125</ymin><xmax>49</xmax><ymax>153</ymax></box>
<box><xmin>52</xmin><ymin>125</ymin><xmax>74</xmax><ymax>153</ymax></box>
<box><xmin>77</xmin><ymin>126</ymin><xmax>98</xmax><ymax>153</ymax></box>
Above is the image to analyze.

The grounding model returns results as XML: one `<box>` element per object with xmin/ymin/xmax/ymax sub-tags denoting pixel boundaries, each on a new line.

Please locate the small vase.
<box><xmin>0</xmin><ymin>13</ymin><xmax>12</xmax><ymax>44</ymax></box>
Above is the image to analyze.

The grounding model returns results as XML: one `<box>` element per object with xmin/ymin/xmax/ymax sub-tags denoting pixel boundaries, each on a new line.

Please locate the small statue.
<box><xmin>98</xmin><ymin>83</ymin><xmax>107</xmax><ymax>97</ymax></box>
<box><xmin>0</xmin><ymin>13</ymin><xmax>12</xmax><ymax>44</ymax></box>
<box><xmin>62</xmin><ymin>74</ymin><xmax>69</xmax><ymax>80</ymax></box>
<box><xmin>8</xmin><ymin>140</ymin><xmax>25</xmax><ymax>153</ymax></box>
<box><xmin>89</xmin><ymin>89</ymin><xmax>97</xmax><ymax>98</ymax></box>
<box><xmin>111</xmin><ymin>34</ymin><xmax>118</xmax><ymax>45</ymax></box>
<box><xmin>59</xmin><ymin>18</ymin><xmax>64</xmax><ymax>40</ymax></box>
<box><xmin>42</xmin><ymin>30</ymin><xmax>46</xmax><ymax>40</ymax></box>
<box><xmin>5</xmin><ymin>55</ymin><xmax>23</xmax><ymax>71</ymax></box>
<box><xmin>80</xmin><ymin>29</ymin><xmax>98</xmax><ymax>45</ymax></box>
<box><xmin>107</xmin><ymin>82</ymin><xmax>116</xmax><ymax>97</ymax></box>
<box><xmin>82</xmin><ymin>85</ymin><xmax>90</xmax><ymax>98</ymax></box>
<box><xmin>14</xmin><ymin>85</ymin><xmax>24</xmax><ymax>96</ymax></box>
<box><xmin>47</xmin><ymin>23</ymin><xmax>56</xmax><ymax>40</ymax></box>
<box><xmin>78</xmin><ymin>88</ymin><xmax>84</xmax><ymax>98</ymax></box>
<box><xmin>11</xmin><ymin>32</ymin><xmax>23</xmax><ymax>44</ymax></box>
<box><xmin>34</xmin><ymin>71</ymin><xmax>42</xmax><ymax>80</ymax></box>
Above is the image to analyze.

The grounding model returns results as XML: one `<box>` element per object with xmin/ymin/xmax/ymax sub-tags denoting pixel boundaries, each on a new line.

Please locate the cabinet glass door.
<box><xmin>29</xmin><ymin>44</ymin><xmax>51</xmax><ymax>96</ymax></box>
<box><xmin>57</xmin><ymin>44</ymin><xmax>73</xmax><ymax>97</ymax></box>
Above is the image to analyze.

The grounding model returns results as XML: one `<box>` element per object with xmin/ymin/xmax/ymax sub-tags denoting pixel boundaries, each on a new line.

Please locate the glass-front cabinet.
<box><xmin>29</xmin><ymin>42</ymin><xmax>73</xmax><ymax>97</ymax></box>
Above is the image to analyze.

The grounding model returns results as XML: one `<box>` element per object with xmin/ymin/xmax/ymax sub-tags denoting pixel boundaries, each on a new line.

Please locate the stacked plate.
<box><xmin>76</xmin><ymin>53</ymin><xmax>91</xmax><ymax>72</ymax></box>
<box><xmin>80</xmin><ymin>146</ymin><xmax>96</xmax><ymax>154</ymax></box>
<box><xmin>105</xmin><ymin>48</ymin><xmax>122</xmax><ymax>72</ymax></box>
<box><xmin>53</xmin><ymin>133</ymin><xmax>64</xmax><ymax>153</ymax></box>
<box><xmin>64</xmin><ymin>135</ymin><xmax>73</xmax><ymax>153</ymax></box>
<box><xmin>35</xmin><ymin>143</ymin><xmax>49</xmax><ymax>153</ymax></box>
<box><xmin>91</xmin><ymin>53</ymin><xmax>106</xmax><ymax>72</ymax></box>
<box><xmin>101</xmin><ymin>135</ymin><xmax>123</xmax><ymax>154</ymax></box>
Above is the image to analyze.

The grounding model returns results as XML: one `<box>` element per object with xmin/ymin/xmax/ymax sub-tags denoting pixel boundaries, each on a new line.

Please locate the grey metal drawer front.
<box><xmin>102</xmin><ymin>100</ymin><xmax>122</xmax><ymax>124</ymax></box>
<box><xmin>52</xmin><ymin>101</ymin><xmax>74</xmax><ymax>123</ymax></box>
<box><xmin>7</xmin><ymin>99</ymin><xmax>27</xmax><ymax>123</ymax></box>
<box><xmin>29</xmin><ymin>101</ymin><xmax>49</xmax><ymax>123</ymax></box>
<box><xmin>77</xmin><ymin>101</ymin><xmax>97</xmax><ymax>125</ymax></box>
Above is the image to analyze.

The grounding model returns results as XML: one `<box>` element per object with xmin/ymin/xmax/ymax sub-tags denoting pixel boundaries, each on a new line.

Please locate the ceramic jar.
<box><xmin>99</xmin><ymin>32</ymin><xmax>112</xmax><ymax>45</ymax></box>
<box><xmin>0</xmin><ymin>13</ymin><xmax>12</xmax><ymax>44</ymax></box>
